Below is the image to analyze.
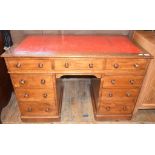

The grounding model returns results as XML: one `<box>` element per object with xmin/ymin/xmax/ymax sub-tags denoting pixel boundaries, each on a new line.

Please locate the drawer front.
<box><xmin>106</xmin><ymin>58</ymin><xmax>148</xmax><ymax>70</ymax></box>
<box><xmin>5</xmin><ymin>58</ymin><xmax>52</xmax><ymax>72</ymax></box>
<box><xmin>98</xmin><ymin>103</ymin><xmax>135</xmax><ymax>115</ymax></box>
<box><xmin>19</xmin><ymin>102</ymin><xmax>57</xmax><ymax>116</ymax></box>
<box><xmin>101</xmin><ymin>89</ymin><xmax>139</xmax><ymax>102</ymax></box>
<box><xmin>15</xmin><ymin>89</ymin><xmax>55</xmax><ymax>102</ymax></box>
<box><xmin>102</xmin><ymin>76</ymin><xmax>144</xmax><ymax>88</ymax></box>
<box><xmin>11</xmin><ymin>74</ymin><xmax>54</xmax><ymax>88</ymax></box>
<box><xmin>54</xmin><ymin>59</ymin><xmax>104</xmax><ymax>70</ymax></box>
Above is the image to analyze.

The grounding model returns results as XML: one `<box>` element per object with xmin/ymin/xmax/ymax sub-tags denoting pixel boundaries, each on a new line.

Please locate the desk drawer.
<box><xmin>15</xmin><ymin>89</ymin><xmax>55</xmax><ymax>102</ymax></box>
<box><xmin>5</xmin><ymin>58</ymin><xmax>52</xmax><ymax>72</ymax></box>
<box><xmin>102</xmin><ymin>75</ymin><xmax>144</xmax><ymax>88</ymax></box>
<box><xmin>11</xmin><ymin>74</ymin><xmax>54</xmax><ymax>88</ymax></box>
<box><xmin>98</xmin><ymin>103</ymin><xmax>135</xmax><ymax>115</ymax></box>
<box><xmin>106</xmin><ymin>58</ymin><xmax>148</xmax><ymax>70</ymax></box>
<box><xmin>19</xmin><ymin>102</ymin><xmax>57</xmax><ymax>116</ymax></box>
<box><xmin>54</xmin><ymin>59</ymin><xmax>104</xmax><ymax>70</ymax></box>
<box><xmin>101</xmin><ymin>88</ymin><xmax>139</xmax><ymax>102</ymax></box>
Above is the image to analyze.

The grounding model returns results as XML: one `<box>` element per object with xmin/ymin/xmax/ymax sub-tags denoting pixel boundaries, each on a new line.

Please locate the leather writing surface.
<box><xmin>14</xmin><ymin>35</ymin><xmax>141</xmax><ymax>54</ymax></box>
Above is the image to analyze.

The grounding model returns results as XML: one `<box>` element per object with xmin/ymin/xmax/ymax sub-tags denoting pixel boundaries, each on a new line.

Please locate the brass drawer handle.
<box><xmin>108</xmin><ymin>92</ymin><xmax>113</xmax><ymax>97</ymax></box>
<box><xmin>20</xmin><ymin>79</ymin><xmax>26</xmax><ymax>85</ymax></box>
<box><xmin>129</xmin><ymin>80</ymin><xmax>135</xmax><ymax>85</ymax></box>
<box><xmin>43</xmin><ymin>93</ymin><xmax>48</xmax><ymax>98</ymax></box>
<box><xmin>126</xmin><ymin>92</ymin><xmax>131</xmax><ymax>97</ymax></box>
<box><xmin>133</xmin><ymin>64</ymin><xmax>139</xmax><ymax>68</ymax></box>
<box><xmin>113</xmin><ymin>63</ymin><xmax>119</xmax><ymax>69</ymax></box>
<box><xmin>89</xmin><ymin>63</ymin><xmax>93</xmax><ymax>68</ymax></box>
<box><xmin>105</xmin><ymin>106</ymin><xmax>111</xmax><ymax>111</ymax></box>
<box><xmin>45</xmin><ymin>108</ymin><xmax>50</xmax><ymax>112</ymax></box>
<box><xmin>27</xmin><ymin>107</ymin><xmax>32</xmax><ymax>112</ymax></box>
<box><xmin>16</xmin><ymin>63</ymin><xmax>21</xmax><ymax>68</ymax></box>
<box><xmin>24</xmin><ymin>93</ymin><xmax>29</xmax><ymax>98</ymax></box>
<box><xmin>64</xmin><ymin>62</ymin><xmax>69</xmax><ymax>68</ymax></box>
<box><xmin>41</xmin><ymin>79</ymin><xmax>46</xmax><ymax>84</ymax></box>
<box><xmin>38</xmin><ymin>63</ymin><xmax>44</xmax><ymax>68</ymax></box>
<box><xmin>111</xmin><ymin>80</ymin><xmax>116</xmax><ymax>84</ymax></box>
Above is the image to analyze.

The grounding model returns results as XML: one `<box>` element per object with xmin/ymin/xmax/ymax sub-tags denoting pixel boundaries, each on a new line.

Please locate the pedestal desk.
<box><xmin>1</xmin><ymin>35</ymin><xmax>153</xmax><ymax>122</ymax></box>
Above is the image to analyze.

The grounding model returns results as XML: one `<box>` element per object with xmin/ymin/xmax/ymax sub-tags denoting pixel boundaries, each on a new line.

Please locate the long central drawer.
<box><xmin>54</xmin><ymin>58</ymin><xmax>105</xmax><ymax>71</ymax></box>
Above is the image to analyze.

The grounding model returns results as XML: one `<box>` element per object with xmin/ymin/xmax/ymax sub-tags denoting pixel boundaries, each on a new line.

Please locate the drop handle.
<box><xmin>38</xmin><ymin>63</ymin><xmax>44</xmax><ymax>68</ymax></box>
<box><xmin>111</xmin><ymin>80</ymin><xmax>116</xmax><ymax>84</ymax></box>
<box><xmin>64</xmin><ymin>63</ymin><xmax>69</xmax><ymax>68</ymax></box>
<box><xmin>16</xmin><ymin>63</ymin><xmax>21</xmax><ymax>68</ymax></box>
<box><xmin>89</xmin><ymin>63</ymin><xmax>93</xmax><ymax>68</ymax></box>
<box><xmin>41</xmin><ymin>79</ymin><xmax>46</xmax><ymax>84</ymax></box>
<box><xmin>20</xmin><ymin>79</ymin><xmax>26</xmax><ymax>85</ymax></box>
<box><xmin>133</xmin><ymin>64</ymin><xmax>139</xmax><ymax>68</ymax></box>
<box><xmin>113</xmin><ymin>63</ymin><xmax>119</xmax><ymax>68</ymax></box>
<box><xmin>43</xmin><ymin>93</ymin><xmax>48</xmax><ymax>98</ymax></box>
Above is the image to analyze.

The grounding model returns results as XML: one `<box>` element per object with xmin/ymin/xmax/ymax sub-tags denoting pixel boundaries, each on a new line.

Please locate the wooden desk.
<box><xmin>1</xmin><ymin>35</ymin><xmax>152</xmax><ymax>122</ymax></box>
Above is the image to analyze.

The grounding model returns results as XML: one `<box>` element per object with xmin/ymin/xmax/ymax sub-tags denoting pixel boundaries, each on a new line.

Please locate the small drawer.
<box><xmin>19</xmin><ymin>102</ymin><xmax>57</xmax><ymax>116</ymax></box>
<box><xmin>11</xmin><ymin>74</ymin><xmax>54</xmax><ymax>88</ymax></box>
<box><xmin>54</xmin><ymin>58</ymin><xmax>104</xmax><ymax>71</ymax></box>
<box><xmin>15</xmin><ymin>89</ymin><xmax>55</xmax><ymax>102</ymax></box>
<box><xmin>5</xmin><ymin>58</ymin><xmax>52</xmax><ymax>72</ymax></box>
<box><xmin>101</xmin><ymin>88</ymin><xmax>139</xmax><ymax>102</ymax></box>
<box><xmin>106</xmin><ymin>58</ymin><xmax>148</xmax><ymax>70</ymax></box>
<box><xmin>98</xmin><ymin>103</ymin><xmax>135</xmax><ymax>115</ymax></box>
<box><xmin>102</xmin><ymin>75</ymin><xmax>144</xmax><ymax>88</ymax></box>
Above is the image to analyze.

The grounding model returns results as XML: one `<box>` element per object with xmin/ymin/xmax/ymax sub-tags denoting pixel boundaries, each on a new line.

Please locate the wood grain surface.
<box><xmin>132</xmin><ymin>31</ymin><xmax>155</xmax><ymax>110</ymax></box>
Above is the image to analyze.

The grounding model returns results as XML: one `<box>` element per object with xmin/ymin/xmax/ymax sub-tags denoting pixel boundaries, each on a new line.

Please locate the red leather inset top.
<box><xmin>14</xmin><ymin>35</ymin><xmax>141</xmax><ymax>54</ymax></box>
